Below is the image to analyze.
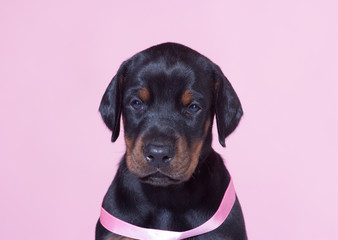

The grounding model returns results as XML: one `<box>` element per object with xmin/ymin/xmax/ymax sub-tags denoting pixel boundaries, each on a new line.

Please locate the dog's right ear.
<box><xmin>99</xmin><ymin>61</ymin><xmax>128</xmax><ymax>142</ymax></box>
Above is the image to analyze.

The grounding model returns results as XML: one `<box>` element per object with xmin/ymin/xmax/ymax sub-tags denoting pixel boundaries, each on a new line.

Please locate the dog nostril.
<box><xmin>162</xmin><ymin>156</ymin><xmax>172</xmax><ymax>162</ymax></box>
<box><xmin>146</xmin><ymin>155</ymin><xmax>154</xmax><ymax>162</ymax></box>
<box><xmin>146</xmin><ymin>154</ymin><xmax>171</xmax><ymax>163</ymax></box>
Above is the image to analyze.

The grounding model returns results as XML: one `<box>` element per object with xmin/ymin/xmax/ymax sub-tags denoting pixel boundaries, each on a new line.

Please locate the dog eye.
<box><xmin>187</xmin><ymin>104</ymin><xmax>201</xmax><ymax>114</ymax></box>
<box><xmin>131</xmin><ymin>99</ymin><xmax>143</xmax><ymax>110</ymax></box>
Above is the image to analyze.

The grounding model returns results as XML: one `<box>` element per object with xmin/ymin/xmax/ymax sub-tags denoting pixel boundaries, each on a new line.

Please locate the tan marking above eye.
<box><xmin>139</xmin><ymin>88</ymin><xmax>150</xmax><ymax>102</ymax></box>
<box><xmin>181</xmin><ymin>90</ymin><xmax>193</xmax><ymax>106</ymax></box>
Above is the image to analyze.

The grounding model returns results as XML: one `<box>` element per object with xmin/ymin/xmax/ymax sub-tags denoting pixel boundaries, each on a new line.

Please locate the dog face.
<box><xmin>99</xmin><ymin>43</ymin><xmax>242</xmax><ymax>187</ymax></box>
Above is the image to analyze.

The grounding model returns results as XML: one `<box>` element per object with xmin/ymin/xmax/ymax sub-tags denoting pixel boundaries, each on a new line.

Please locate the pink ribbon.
<box><xmin>100</xmin><ymin>178</ymin><xmax>236</xmax><ymax>240</ymax></box>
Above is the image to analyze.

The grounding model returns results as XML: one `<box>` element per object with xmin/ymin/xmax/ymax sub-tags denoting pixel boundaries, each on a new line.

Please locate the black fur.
<box><xmin>96</xmin><ymin>43</ymin><xmax>247</xmax><ymax>240</ymax></box>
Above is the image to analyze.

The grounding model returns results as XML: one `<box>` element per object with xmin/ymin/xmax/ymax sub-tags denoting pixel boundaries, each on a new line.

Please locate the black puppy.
<box><xmin>96</xmin><ymin>43</ymin><xmax>247</xmax><ymax>240</ymax></box>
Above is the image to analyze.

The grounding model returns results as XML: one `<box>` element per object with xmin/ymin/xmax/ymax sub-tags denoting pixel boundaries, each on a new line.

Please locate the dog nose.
<box><xmin>143</xmin><ymin>144</ymin><xmax>174</xmax><ymax>168</ymax></box>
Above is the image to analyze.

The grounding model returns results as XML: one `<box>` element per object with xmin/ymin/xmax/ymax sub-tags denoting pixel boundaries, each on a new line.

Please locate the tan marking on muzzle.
<box><xmin>125</xmin><ymin>135</ymin><xmax>148</xmax><ymax>176</ymax></box>
<box><xmin>185</xmin><ymin>139</ymin><xmax>204</xmax><ymax>178</ymax></box>
<box><xmin>166</xmin><ymin>136</ymin><xmax>200</xmax><ymax>182</ymax></box>
<box><xmin>170</xmin><ymin>118</ymin><xmax>210</xmax><ymax>181</ymax></box>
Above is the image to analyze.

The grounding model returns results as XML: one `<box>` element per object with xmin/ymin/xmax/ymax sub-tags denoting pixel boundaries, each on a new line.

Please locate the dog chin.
<box><xmin>139</xmin><ymin>172</ymin><xmax>182</xmax><ymax>187</ymax></box>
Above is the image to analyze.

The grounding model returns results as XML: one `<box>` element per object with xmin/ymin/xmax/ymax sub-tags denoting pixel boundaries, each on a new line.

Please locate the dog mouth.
<box><xmin>139</xmin><ymin>171</ymin><xmax>181</xmax><ymax>187</ymax></box>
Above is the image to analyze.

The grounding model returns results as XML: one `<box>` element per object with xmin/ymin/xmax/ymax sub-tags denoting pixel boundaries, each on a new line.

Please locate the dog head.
<box><xmin>99</xmin><ymin>43</ymin><xmax>242</xmax><ymax>187</ymax></box>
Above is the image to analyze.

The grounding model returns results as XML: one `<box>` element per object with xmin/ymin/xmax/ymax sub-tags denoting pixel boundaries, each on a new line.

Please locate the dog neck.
<box><xmin>100</xmin><ymin>176</ymin><xmax>236</xmax><ymax>240</ymax></box>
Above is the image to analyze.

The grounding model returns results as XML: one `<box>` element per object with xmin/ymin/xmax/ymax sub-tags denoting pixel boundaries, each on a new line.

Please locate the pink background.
<box><xmin>1</xmin><ymin>0</ymin><xmax>337</xmax><ymax>239</ymax></box>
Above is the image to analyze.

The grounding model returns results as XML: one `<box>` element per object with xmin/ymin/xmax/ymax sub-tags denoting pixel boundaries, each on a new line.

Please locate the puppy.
<box><xmin>96</xmin><ymin>43</ymin><xmax>247</xmax><ymax>240</ymax></box>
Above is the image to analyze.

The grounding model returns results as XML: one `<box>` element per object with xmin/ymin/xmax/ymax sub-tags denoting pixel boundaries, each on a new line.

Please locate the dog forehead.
<box><xmin>123</xmin><ymin>44</ymin><xmax>214</xmax><ymax>99</ymax></box>
<box><xmin>126</xmin><ymin>59</ymin><xmax>210</xmax><ymax>92</ymax></box>
<box><xmin>142</xmin><ymin>62</ymin><xmax>194</xmax><ymax>86</ymax></box>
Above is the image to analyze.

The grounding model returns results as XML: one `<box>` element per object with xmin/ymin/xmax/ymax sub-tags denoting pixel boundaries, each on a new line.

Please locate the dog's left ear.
<box><xmin>99</xmin><ymin>61</ymin><xmax>128</xmax><ymax>142</ymax></box>
<box><xmin>213</xmin><ymin>64</ymin><xmax>243</xmax><ymax>147</ymax></box>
